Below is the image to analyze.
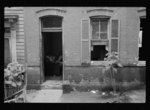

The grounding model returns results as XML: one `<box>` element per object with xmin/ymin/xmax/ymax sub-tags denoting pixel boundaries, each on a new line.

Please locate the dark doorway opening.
<box><xmin>91</xmin><ymin>45</ymin><xmax>108</xmax><ymax>61</ymax></box>
<box><xmin>139</xmin><ymin>18</ymin><xmax>146</xmax><ymax>60</ymax></box>
<box><xmin>42</xmin><ymin>32</ymin><xmax>63</xmax><ymax>81</ymax></box>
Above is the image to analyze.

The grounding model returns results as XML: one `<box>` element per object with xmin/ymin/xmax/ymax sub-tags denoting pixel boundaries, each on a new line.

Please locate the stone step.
<box><xmin>40</xmin><ymin>80</ymin><xmax>63</xmax><ymax>90</ymax></box>
<box><xmin>40</xmin><ymin>84</ymin><xmax>62</xmax><ymax>89</ymax></box>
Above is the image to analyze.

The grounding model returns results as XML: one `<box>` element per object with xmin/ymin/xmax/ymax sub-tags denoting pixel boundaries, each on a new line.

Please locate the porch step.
<box><xmin>40</xmin><ymin>85</ymin><xmax>62</xmax><ymax>89</ymax></box>
<box><xmin>40</xmin><ymin>80</ymin><xmax>62</xmax><ymax>90</ymax></box>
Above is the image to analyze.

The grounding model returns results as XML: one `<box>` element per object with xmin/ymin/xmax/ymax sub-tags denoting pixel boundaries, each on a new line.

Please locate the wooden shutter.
<box><xmin>81</xmin><ymin>19</ymin><xmax>90</xmax><ymax>65</ymax></box>
<box><xmin>111</xmin><ymin>19</ymin><xmax>120</xmax><ymax>53</ymax></box>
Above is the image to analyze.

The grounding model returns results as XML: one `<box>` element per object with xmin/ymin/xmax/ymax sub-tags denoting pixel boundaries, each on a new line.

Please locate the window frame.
<box><xmin>4</xmin><ymin>36</ymin><xmax>12</xmax><ymax>67</ymax></box>
<box><xmin>4</xmin><ymin>17</ymin><xmax>17</xmax><ymax>65</ymax></box>
<box><xmin>90</xmin><ymin>18</ymin><xmax>109</xmax><ymax>40</ymax></box>
<box><xmin>40</xmin><ymin>15</ymin><xmax>63</xmax><ymax>32</ymax></box>
<box><xmin>4</xmin><ymin>21</ymin><xmax>12</xmax><ymax>65</ymax></box>
<box><xmin>90</xmin><ymin>17</ymin><xmax>110</xmax><ymax>64</ymax></box>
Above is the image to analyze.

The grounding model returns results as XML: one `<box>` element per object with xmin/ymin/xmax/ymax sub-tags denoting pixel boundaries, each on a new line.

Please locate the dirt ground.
<box><xmin>26</xmin><ymin>89</ymin><xmax>145</xmax><ymax>103</ymax></box>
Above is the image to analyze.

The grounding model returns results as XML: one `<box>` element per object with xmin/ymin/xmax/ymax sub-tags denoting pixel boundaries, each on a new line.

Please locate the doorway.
<box><xmin>42</xmin><ymin>32</ymin><xmax>63</xmax><ymax>81</ymax></box>
<box><xmin>139</xmin><ymin>18</ymin><xmax>146</xmax><ymax>60</ymax></box>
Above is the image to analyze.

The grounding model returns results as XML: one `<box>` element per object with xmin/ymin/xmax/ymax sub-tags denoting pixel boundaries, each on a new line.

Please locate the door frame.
<box><xmin>39</xmin><ymin>17</ymin><xmax>64</xmax><ymax>83</ymax></box>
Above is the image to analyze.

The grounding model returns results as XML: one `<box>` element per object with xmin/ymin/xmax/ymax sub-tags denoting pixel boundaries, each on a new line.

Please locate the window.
<box><xmin>90</xmin><ymin>17</ymin><xmax>109</xmax><ymax>61</ymax></box>
<box><xmin>41</xmin><ymin>16</ymin><xmax>62</xmax><ymax>28</ymax></box>
<box><xmin>139</xmin><ymin>18</ymin><xmax>145</xmax><ymax>61</ymax></box>
<box><xmin>137</xmin><ymin>17</ymin><xmax>146</xmax><ymax>66</ymax></box>
<box><xmin>4</xmin><ymin>17</ymin><xmax>17</xmax><ymax>67</ymax></box>
<box><xmin>91</xmin><ymin>18</ymin><xmax>109</xmax><ymax>40</ymax></box>
<box><xmin>81</xmin><ymin>18</ymin><xmax>119</xmax><ymax>65</ymax></box>
<box><xmin>91</xmin><ymin>45</ymin><xmax>108</xmax><ymax>61</ymax></box>
<box><xmin>4</xmin><ymin>20</ymin><xmax>11</xmax><ymax>68</ymax></box>
<box><xmin>4</xmin><ymin>38</ymin><xmax>11</xmax><ymax>68</ymax></box>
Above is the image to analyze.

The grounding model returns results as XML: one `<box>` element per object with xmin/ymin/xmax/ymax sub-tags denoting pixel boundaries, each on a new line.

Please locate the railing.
<box><xmin>4</xmin><ymin>62</ymin><xmax>27</xmax><ymax>103</ymax></box>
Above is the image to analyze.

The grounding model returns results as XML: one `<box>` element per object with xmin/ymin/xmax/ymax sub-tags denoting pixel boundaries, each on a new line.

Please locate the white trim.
<box><xmin>62</xmin><ymin>18</ymin><xmax>65</xmax><ymax>81</ymax></box>
<box><xmin>90</xmin><ymin>17</ymin><xmax>110</xmax><ymax>64</ymax></box>
<box><xmin>36</xmin><ymin>9</ymin><xmax>66</xmax><ymax>18</ymax></box>
<box><xmin>89</xmin><ymin>19</ymin><xmax>91</xmax><ymax>62</ymax></box>
<box><xmin>137</xmin><ymin>61</ymin><xmax>146</xmax><ymax>66</ymax></box>
<box><xmin>41</xmin><ymin>28</ymin><xmax>62</xmax><ymax>32</ymax></box>
<box><xmin>108</xmin><ymin>18</ymin><xmax>111</xmax><ymax>53</ymax></box>
<box><xmin>39</xmin><ymin>17</ymin><xmax>44</xmax><ymax>83</ymax></box>
<box><xmin>11</xmin><ymin>29</ymin><xmax>17</xmax><ymax>62</ymax></box>
<box><xmin>39</xmin><ymin>15</ymin><xmax>64</xmax><ymax>82</ymax></box>
<box><xmin>118</xmin><ymin>19</ymin><xmax>120</xmax><ymax>59</ymax></box>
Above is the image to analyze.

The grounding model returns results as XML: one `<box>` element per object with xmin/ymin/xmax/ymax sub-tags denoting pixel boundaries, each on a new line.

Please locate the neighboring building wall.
<box><xmin>4</xmin><ymin>7</ymin><xmax>25</xmax><ymax>64</ymax></box>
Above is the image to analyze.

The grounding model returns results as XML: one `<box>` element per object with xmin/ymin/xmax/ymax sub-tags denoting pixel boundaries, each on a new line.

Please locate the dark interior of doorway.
<box><xmin>91</xmin><ymin>45</ymin><xmax>108</xmax><ymax>61</ymax></box>
<box><xmin>139</xmin><ymin>18</ymin><xmax>146</xmax><ymax>60</ymax></box>
<box><xmin>42</xmin><ymin>32</ymin><xmax>63</xmax><ymax>81</ymax></box>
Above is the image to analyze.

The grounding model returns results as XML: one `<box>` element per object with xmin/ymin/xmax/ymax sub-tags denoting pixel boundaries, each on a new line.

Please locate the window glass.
<box><xmin>91</xmin><ymin>18</ymin><xmax>108</xmax><ymax>39</ymax></box>
<box><xmin>100</xmin><ymin>33</ymin><xmax>107</xmax><ymax>39</ymax></box>
<box><xmin>111</xmin><ymin>39</ymin><xmax>118</xmax><ymax>52</ymax></box>
<box><xmin>4</xmin><ymin>38</ymin><xmax>11</xmax><ymax>68</ymax></box>
<box><xmin>41</xmin><ymin>16</ymin><xmax>62</xmax><ymax>28</ymax></box>
<box><xmin>5</xmin><ymin>27</ymin><xmax>11</xmax><ymax>33</ymax></box>
<box><xmin>100</xmin><ymin>19</ymin><xmax>108</xmax><ymax>32</ymax></box>
<box><xmin>91</xmin><ymin>20</ymin><xmax>99</xmax><ymax>39</ymax></box>
<box><xmin>111</xmin><ymin>20</ymin><xmax>118</xmax><ymax>38</ymax></box>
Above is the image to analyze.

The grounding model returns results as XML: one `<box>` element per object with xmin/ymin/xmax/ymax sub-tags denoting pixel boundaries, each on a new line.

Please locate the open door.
<box><xmin>42</xmin><ymin>32</ymin><xmax>63</xmax><ymax>81</ymax></box>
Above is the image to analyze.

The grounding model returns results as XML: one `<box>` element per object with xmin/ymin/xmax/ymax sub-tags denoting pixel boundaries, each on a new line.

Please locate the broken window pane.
<box><xmin>91</xmin><ymin>45</ymin><xmax>108</xmax><ymax>61</ymax></box>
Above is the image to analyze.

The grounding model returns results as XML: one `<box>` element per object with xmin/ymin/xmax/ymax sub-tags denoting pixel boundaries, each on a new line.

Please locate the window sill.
<box><xmin>91</xmin><ymin>39</ymin><xmax>109</xmax><ymax>45</ymax></box>
<box><xmin>90</xmin><ymin>61</ymin><xmax>108</xmax><ymax>66</ymax></box>
<box><xmin>137</xmin><ymin>61</ymin><xmax>146</xmax><ymax>66</ymax></box>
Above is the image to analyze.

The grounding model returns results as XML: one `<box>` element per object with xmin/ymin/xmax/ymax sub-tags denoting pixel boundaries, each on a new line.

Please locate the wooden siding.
<box><xmin>5</xmin><ymin>7</ymin><xmax>25</xmax><ymax>63</ymax></box>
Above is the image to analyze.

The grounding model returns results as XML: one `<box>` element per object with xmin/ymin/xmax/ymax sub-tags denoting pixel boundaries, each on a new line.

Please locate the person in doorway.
<box><xmin>46</xmin><ymin>56</ymin><xmax>55</xmax><ymax>63</ymax></box>
<box><xmin>55</xmin><ymin>50</ymin><xmax>63</xmax><ymax>76</ymax></box>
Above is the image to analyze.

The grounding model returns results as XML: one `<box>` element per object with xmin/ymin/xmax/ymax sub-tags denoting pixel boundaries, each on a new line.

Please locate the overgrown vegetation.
<box><xmin>4</xmin><ymin>62</ymin><xmax>26</xmax><ymax>103</ymax></box>
<box><xmin>103</xmin><ymin>51</ymin><xmax>123</xmax><ymax>95</ymax></box>
<box><xmin>4</xmin><ymin>62</ymin><xmax>25</xmax><ymax>87</ymax></box>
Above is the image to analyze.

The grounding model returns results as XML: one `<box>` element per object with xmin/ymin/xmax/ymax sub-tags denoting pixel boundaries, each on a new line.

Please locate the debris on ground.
<box><xmin>26</xmin><ymin>89</ymin><xmax>145</xmax><ymax>103</ymax></box>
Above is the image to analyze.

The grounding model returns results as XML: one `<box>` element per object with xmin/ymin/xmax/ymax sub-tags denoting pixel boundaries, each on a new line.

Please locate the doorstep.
<box><xmin>40</xmin><ymin>80</ymin><xmax>63</xmax><ymax>90</ymax></box>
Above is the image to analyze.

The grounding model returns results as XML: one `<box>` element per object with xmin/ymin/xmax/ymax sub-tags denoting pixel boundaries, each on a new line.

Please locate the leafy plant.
<box><xmin>4</xmin><ymin>62</ymin><xmax>25</xmax><ymax>87</ymax></box>
<box><xmin>103</xmin><ymin>52</ymin><xmax>123</xmax><ymax>95</ymax></box>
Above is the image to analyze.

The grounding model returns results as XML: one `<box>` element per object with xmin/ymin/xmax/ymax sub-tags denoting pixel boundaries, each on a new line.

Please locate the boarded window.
<box><xmin>111</xmin><ymin>19</ymin><xmax>119</xmax><ymax>53</ymax></box>
<box><xmin>81</xmin><ymin>19</ymin><xmax>90</xmax><ymax>64</ymax></box>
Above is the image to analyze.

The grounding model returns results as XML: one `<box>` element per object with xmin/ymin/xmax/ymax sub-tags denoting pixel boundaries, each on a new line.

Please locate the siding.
<box><xmin>4</xmin><ymin>7</ymin><xmax>25</xmax><ymax>63</ymax></box>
